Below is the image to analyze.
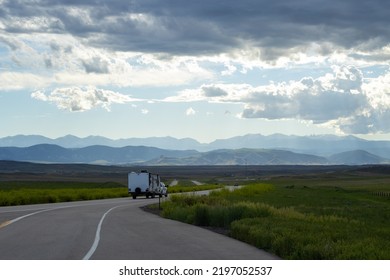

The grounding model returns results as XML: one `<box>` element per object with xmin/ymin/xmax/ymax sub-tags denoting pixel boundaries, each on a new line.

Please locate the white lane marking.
<box><xmin>83</xmin><ymin>205</ymin><xmax>125</xmax><ymax>260</ymax></box>
<box><xmin>0</xmin><ymin>198</ymin><xmax>131</xmax><ymax>214</ymax></box>
<box><xmin>0</xmin><ymin>207</ymin><xmax>47</xmax><ymax>214</ymax></box>
<box><xmin>0</xmin><ymin>208</ymin><xmax>54</xmax><ymax>229</ymax></box>
<box><xmin>0</xmin><ymin>205</ymin><xmax>87</xmax><ymax>229</ymax></box>
<box><xmin>0</xmin><ymin>198</ymin><xmax>135</xmax><ymax>230</ymax></box>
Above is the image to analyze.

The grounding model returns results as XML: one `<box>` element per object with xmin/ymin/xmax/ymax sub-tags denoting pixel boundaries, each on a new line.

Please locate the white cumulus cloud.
<box><xmin>169</xmin><ymin>65</ymin><xmax>390</xmax><ymax>134</ymax></box>
<box><xmin>186</xmin><ymin>107</ymin><xmax>196</xmax><ymax>116</ymax></box>
<box><xmin>31</xmin><ymin>86</ymin><xmax>139</xmax><ymax>112</ymax></box>
<box><xmin>241</xmin><ymin>66</ymin><xmax>367</xmax><ymax>123</ymax></box>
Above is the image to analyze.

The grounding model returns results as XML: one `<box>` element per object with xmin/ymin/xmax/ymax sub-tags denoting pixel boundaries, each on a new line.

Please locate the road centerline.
<box><xmin>0</xmin><ymin>208</ymin><xmax>54</xmax><ymax>229</ymax></box>
<box><xmin>0</xmin><ymin>198</ymin><xmax>134</xmax><ymax>230</ymax></box>
<box><xmin>82</xmin><ymin>204</ymin><xmax>126</xmax><ymax>260</ymax></box>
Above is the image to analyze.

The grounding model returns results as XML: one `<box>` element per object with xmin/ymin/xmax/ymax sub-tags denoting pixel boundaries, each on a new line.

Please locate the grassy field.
<box><xmin>0</xmin><ymin>179</ymin><xmax>221</xmax><ymax>206</ymax></box>
<box><xmin>168</xmin><ymin>182</ymin><xmax>222</xmax><ymax>193</ymax></box>
<box><xmin>0</xmin><ymin>181</ymin><xmax>127</xmax><ymax>206</ymax></box>
<box><xmin>1</xmin><ymin>162</ymin><xmax>390</xmax><ymax>259</ymax></box>
<box><xmin>161</xmin><ymin>172</ymin><xmax>390</xmax><ymax>259</ymax></box>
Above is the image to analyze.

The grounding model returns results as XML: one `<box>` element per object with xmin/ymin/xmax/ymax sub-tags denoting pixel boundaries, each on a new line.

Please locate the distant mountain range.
<box><xmin>0</xmin><ymin>144</ymin><xmax>389</xmax><ymax>165</ymax></box>
<box><xmin>144</xmin><ymin>148</ymin><xmax>331</xmax><ymax>165</ymax></box>
<box><xmin>0</xmin><ymin>134</ymin><xmax>203</xmax><ymax>151</ymax></box>
<box><xmin>0</xmin><ymin>144</ymin><xmax>198</xmax><ymax>165</ymax></box>
<box><xmin>1</xmin><ymin>134</ymin><xmax>390</xmax><ymax>156</ymax></box>
<box><xmin>0</xmin><ymin>134</ymin><xmax>390</xmax><ymax>165</ymax></box>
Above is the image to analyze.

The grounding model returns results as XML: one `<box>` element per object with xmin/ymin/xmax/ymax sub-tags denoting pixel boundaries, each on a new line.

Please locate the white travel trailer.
<box><xmin>128</xmin><ymin>170</ymin><xmax>167</xmax><ymax>199</ymax></box>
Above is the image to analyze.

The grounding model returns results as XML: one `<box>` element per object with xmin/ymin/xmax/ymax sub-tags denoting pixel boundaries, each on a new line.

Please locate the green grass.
<box><xmin>0</xmin><ymin>181</ymin><xmax>220</xmax><ymax>206</ymax></box>
<box><xmin>161</xmin><ymin>178</ymin><xmax>390</xmax><ymax>259</ymax></box>
<box><xmin>0</xmin><ymin>181</ymin><xmax>127</xmax><ymax>206</ymax></box>
<box><xmin>168</xmin><ymin>183</ymin><xmax>222</xmax><ymax>194</ymax></box>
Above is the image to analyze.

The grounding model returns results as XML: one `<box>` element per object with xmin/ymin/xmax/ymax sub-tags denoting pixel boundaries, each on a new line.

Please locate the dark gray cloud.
<box><xmin>81</xmin><ymin>57</ymin><xmax>110</xmax><ymax>74</ymax></box>
<box><xmin>1</xmin><ymin>0</ymin><xmax>389</xmax><ymax>57</ymax></box>
<box><xmin>202</xmin><ymin>85</ymin><xmax>228</xmax><ymax>97</ymax></box>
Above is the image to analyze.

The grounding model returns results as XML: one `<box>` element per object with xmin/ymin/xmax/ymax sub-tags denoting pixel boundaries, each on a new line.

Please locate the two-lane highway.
<box><xmin>0</xmin><ymin>197</ymin><xmax>279</xmax><ymax>260</ymax></box>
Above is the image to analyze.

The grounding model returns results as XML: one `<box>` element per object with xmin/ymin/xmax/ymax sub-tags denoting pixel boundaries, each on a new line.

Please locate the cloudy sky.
<box><xmin>1</xmin><ymin>0</ymin><xmax>389</xmax><ymax>142</ymax></box>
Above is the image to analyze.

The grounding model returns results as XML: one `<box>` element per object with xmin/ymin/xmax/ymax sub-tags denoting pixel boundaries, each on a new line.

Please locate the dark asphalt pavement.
<box><xmin>0</xmin><ymin>197</ymin><xmax>279</xmax><ymax>260</ymax></box>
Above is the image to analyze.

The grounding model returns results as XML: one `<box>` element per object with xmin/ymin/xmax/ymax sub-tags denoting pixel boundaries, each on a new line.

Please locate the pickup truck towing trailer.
<box><xmin>128</xmin><ymin>170</ymin><xmax>168</xmax><ymax>199</ymax></box>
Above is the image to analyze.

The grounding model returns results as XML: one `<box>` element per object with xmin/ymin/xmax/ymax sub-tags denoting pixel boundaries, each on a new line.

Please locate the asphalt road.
<box><xmin>0</xmin><ymin>197</ymin><xmax>279</xmax><ymax>260</ymax></box>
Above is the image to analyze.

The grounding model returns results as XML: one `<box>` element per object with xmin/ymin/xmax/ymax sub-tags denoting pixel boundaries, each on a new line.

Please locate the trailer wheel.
<box><xmin>133</xmin><ymin>188</ymin><xmax>141</xmax><ymax>199</ymax></box>
<box><xmin>151</xmin><ymin>193</ymin><xmax>155</xmax><ymax>198</ymax></box>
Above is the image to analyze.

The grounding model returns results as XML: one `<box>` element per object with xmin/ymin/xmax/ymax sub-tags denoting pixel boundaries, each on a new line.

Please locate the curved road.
<box><xmin>0</xmin><ymin>197</ymin><xmax>279</xmax><ymax>260</ymax></box>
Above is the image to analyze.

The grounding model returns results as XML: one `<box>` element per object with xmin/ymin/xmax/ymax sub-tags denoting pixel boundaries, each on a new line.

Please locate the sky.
<box><xmin>1</xmin><ymin>0</ymin><xmax>390</xmax><ymax>143</ymax></box>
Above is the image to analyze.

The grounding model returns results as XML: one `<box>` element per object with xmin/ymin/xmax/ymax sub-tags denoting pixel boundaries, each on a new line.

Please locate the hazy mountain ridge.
<box><xmin>328</xmin><ymin>150</ymin><xmax>389</xmax><ymax>165</ymax></box>
<box><xmin>1</xmin><ymin>134</ymin><xmax>390</xmax><ymax>158</ymax></box>
<box><xmin>1</xmin><ymin>134</ymin><xmax>390</xmax><ymax>165</ymax></box>
<box><xmin>208</xmin><ymin>134</ymin><xmax>390</xmax><ymax>157</ymax></box>
<box><xmin>0</xmin><ymin>144</ymin><xmax>199</xmax><ymax>165</ymax></box>
<box><xmin>0</xmin><ymin>144</ymin><xmax>389</xmax><ymax>165</ymax></box>
<box><xmin>145</xmin><ymin>148</ymin><xmax>330</xmax><ymax>165</ymax></box>
<box><xmin>0</xmin><ymin>135</ymin><xmax>206</xmax><ymax>151</ymax></box>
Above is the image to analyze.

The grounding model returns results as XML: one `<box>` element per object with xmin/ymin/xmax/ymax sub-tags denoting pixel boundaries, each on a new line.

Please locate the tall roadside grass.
<box><xmin>161</xmin><ymin>183</ymin><xmax>390</xmax><ymax>259</ymax></box>
<box><xmin>0</xmin><ymin>181</ymin><xmax>127</xmax><ymax>206</ymax></box>
<box><xmin>168</xmin><ymin>183</ymin><xmax>222</xmax><ymax>194</ymax></box>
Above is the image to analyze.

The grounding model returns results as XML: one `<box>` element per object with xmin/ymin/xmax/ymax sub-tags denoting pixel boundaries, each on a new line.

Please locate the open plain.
<box><xmin>1</xmin><ymin>161</ymin><xmax>389</xmax><ymax>259</ymax></box>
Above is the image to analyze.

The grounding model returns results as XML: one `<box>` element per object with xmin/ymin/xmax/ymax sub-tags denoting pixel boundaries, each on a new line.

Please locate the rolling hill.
<box><xmin>145</xmin><ymin>149</ymin><xmax>329</xmax><ymax>165</ymax></box>
<box><xmin>328</xmin><ymin>150</ymin><xmax>390</xmax><ymax>165</ymax></box>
